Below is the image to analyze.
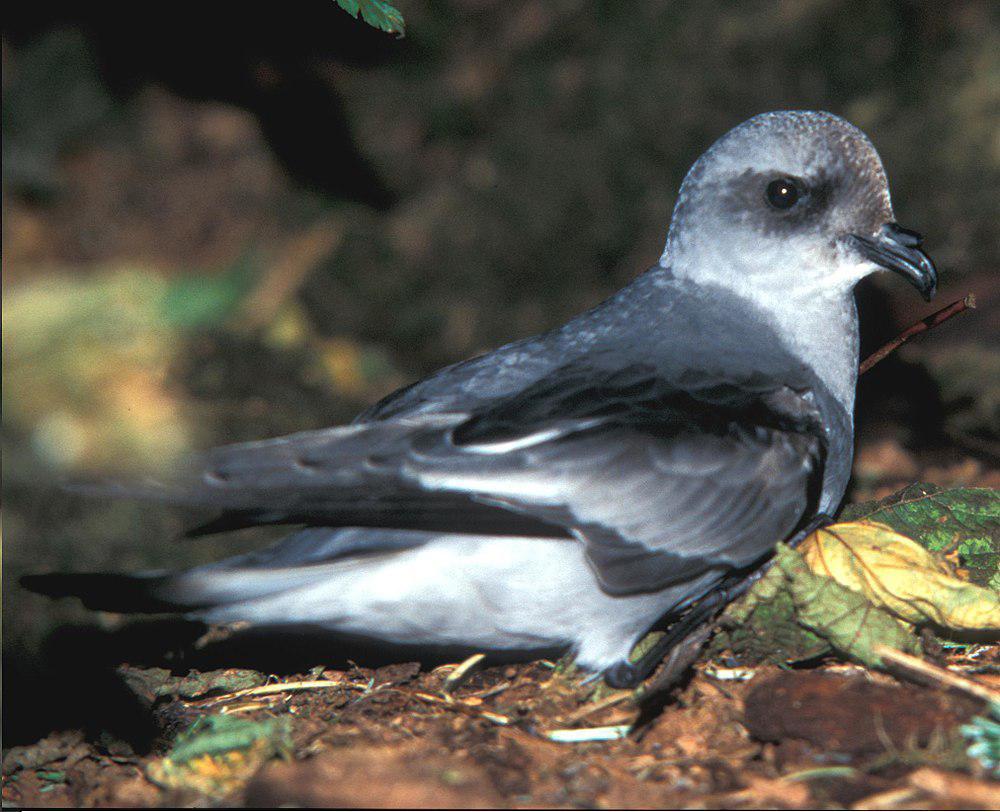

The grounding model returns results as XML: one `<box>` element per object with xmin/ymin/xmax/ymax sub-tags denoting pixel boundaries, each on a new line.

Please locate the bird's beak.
<box><xmin>851</xmin><ymin>223</ymin><xmax>937</xmax><ymax>301</ymax></box>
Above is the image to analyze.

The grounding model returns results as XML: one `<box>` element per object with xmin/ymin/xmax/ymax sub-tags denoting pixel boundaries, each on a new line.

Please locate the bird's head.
<box><xmin>663</xmin><ymin>110</ymin><xmax>937</xmax><ymax>302</ymax></box>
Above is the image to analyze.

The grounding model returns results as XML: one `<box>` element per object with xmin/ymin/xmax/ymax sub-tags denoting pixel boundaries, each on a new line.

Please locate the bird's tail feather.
<box><xmin>21</xmin><ymin>572</ymin><xmax>189</xmax><ymax>613</ymax></box>
<box><xmin>20</xmin><ymin>563</ymin><xmax>338</xmax><ymax>616</ymax></box>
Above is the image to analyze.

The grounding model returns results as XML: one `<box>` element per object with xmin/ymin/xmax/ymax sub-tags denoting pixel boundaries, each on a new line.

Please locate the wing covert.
<box><xmin>138</xmin><ymin>362</ymin><xmax>826</xmax><ymax>595</ymax></box>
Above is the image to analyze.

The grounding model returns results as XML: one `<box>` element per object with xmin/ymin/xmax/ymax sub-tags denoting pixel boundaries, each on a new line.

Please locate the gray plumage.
<box><xmin>24</xmin><ymin>110</ymin><xmax>937</xmax><ymax>679</ymax></box>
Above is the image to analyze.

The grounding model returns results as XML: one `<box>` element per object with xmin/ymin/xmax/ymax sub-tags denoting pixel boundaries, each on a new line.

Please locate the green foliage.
<box><xmin>146</xmin><ymin>714</ymin><xmax>294</xmax><ymax>797</ymax></box>
<box><xmin>334</xmin><ymin>0</ymin><xmax>405</xmax><ymax>36</ymax></box>
<box><xmin>158</xmin><ymin>255</ymin><xmax>260</xmax><ymax>329</ymax></box>
<box><xmin>802</xmin><ymin>522</ymin><xmax>1000</xmax><ymax>631</ymax></box>
<box><xmin>711</xmin><ymin>566</ymin><xmax>831</xmax><ymax>665</ymax></box>
<box><xmin>962</xmin><ymin>700</ymin><xmax>1000</xmax><ymax>777</ymax></box>
<box><xmin>841</xmin><ymin>484</ymin><xmax>1000</xmax><ymax>588</ymax></box>
<box><xmin>714</xmin><ymin>493</ymin><xmax>1000</xmax><ymax>668</ymax></box>
<box><xmin>719</xmin><ymin>544</ymin><xmax>921</xmax><ymax>668</ymax></box>
<box><xmin>769</xmin><ymin>543</ymin><xmax>923</xmax><ymax>666</ymax></box>
<box><xmin>166</xmin><ymin>715</ymin><xmax>292</xmax><ymax>764</ymax></box>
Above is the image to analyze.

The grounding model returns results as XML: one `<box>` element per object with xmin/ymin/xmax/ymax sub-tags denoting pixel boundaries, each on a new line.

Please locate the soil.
<box><xmin>3</xmin><ymin>649</ymin><xmax>998</xmax><ymax>809</ymax></box>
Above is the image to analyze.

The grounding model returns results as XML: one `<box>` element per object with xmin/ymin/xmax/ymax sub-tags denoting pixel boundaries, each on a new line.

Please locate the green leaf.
<box><xmin>166</xmin><ymin>715</ymin><xmax>291</xmax><ymax>764</ymax></box>
<box><xmin>714</xmin><ymin>543</ymin><xmax>922</xmax><ymax>668</ymax></box>
<box><xmin>802</xmin><ymin>521</ymin><xmax>1000</xmax><ymax>631</ymax></box>
<box><xmin>147</xmin><ymin>715</ymin><xmax>293</xmax><ymax>797</ymax></box>
<box><xmin>334</xmin><ymin>0</ymin><xmax>405</xmax><ymax>36</ymax></box>
<box><xmin>711</xmin><ymin>563</ymin><xmax>831</xmax><ymax>665</ymax></box>
<box><xmin>961</xmin><ymin>700</ymin><xmax>1000</xmax><ymax>777</ymax></box>
<box><xmin>769</xmin><ymin>543</ymin><xmax>922</xmax><ymax>668</ymax></box>
<box><xmin>841</xmin><ymin>484</ymin><xmax>1000</xmax><ymax>588</ymax></box>
<box><xmin>158</xmin><ymin>256</ymin><xmax>260</xmax><ymax>329</ymax></box>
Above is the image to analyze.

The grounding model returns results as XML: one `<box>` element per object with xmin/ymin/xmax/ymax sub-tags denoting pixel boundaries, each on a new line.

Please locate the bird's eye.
<box><xmin>765</xmin><ymin>178</ymin><xmax>800</xmax><ymax>210</ymax></box>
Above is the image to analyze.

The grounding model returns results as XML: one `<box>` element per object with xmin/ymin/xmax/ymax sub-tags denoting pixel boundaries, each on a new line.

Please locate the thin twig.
<box><xmin>472</xmin><ymin>681</ymin><xmax>512</xmax><ymax>700</ymax></box>
<box><xmin>859</xmin><ymin>294</ymin><xmax>975</xmax><ymax>375</ymax></box>
<box><xmin>232</xmin><ymin>679</ymin><xmax>347</xmax><ymax>697</ymax></box>
<box><xmin>560</xmin><ymin>690</ymin><xmax>634</xmax><ymax>725</ymax></box>
<box><xmin>190</xmin><ymin>678</ymin><xmax>349</xmax><ymax>707</ymax></box>
<box><xmin>442</xmin><ymin>653</ymin><xmax>486</xmax><ymax>695</ymax></box>
<box><xmin>240</xmin><ymin>220</ymin><xmax>343</xmax><ymax>328</ymax></box>
<box><xmin>408</xmin><ymin>690</ymin><xmax>513</xmax><ymax>725</ymax></box>
<box><xmin>873</xmin><ymin>645</ymin><xmax>1000</xmax><ymax>705</ymax></box>
<box><xmin>543</xmin><ymin>725</ymin><xmax>632</xmax><ymax>742</ymax></box>
<box><xmin>219</xmin><ymin>700</ymin><xmax>284</xmax><ymax>715</ymax></box>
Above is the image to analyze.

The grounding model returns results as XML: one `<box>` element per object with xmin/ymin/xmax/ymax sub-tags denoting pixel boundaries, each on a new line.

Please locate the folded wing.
<box><xmin>104</xmin><ymin>362</ymin><xmax>824</xmax><ymax>596</ymax></box>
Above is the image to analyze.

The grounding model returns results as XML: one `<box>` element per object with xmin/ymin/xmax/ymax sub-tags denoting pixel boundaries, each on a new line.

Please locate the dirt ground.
<box><xmin>3</xmin><ymin>645</ymin><xmax>998</xmax><ymax>809</ymax></box>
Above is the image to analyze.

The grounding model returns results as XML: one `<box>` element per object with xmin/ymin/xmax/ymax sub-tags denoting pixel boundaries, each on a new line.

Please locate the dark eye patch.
<box><xmin>711</xmin><ymin>170</ymin><xmax>836</xmax><ymax>236</ymax></box>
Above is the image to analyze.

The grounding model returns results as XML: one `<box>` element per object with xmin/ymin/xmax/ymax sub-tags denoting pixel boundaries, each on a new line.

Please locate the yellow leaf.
<box><xmin>146</xmin><ymin>741</ymin><xmax>270</xmax><ymax>798</ymax></box>
<box><xmin>263</xmin><ymin>302</ymin><xmax>313</xmax><ymax>350</ymax></box>
<box><xmin>319</xmin><ymin>337</ymin><xmax>366</xmax><ymax>395</ymax></box>
<box><xmin>800</xmin><ymin>521</ymin><xmax>1000</xmax><ymax>631</ymax></box>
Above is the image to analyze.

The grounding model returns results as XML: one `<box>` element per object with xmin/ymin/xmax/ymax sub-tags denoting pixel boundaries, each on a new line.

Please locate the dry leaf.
<box><xmin>800</xmin><ymin>521</ymin><xmax>1000</xmax><ymax>631</ymax></box>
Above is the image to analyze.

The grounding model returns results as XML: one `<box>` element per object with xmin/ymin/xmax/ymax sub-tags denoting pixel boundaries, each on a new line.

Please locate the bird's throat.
<box><xmin>768</xmin><ymin>288</ymin><xmax>861</xmax><ymax>421</ymax></box>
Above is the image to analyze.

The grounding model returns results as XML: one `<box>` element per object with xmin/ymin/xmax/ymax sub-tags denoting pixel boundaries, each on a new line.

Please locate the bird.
<box><xmin>24</xmin><ymin>110</ymin><xmax>937</xmax><ymax>688</ymax></box>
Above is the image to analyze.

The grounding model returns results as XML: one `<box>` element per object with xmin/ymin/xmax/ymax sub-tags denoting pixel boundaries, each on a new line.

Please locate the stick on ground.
<box><xmin>873</xmin><ymin>644</ymin><xmax>1000</xmax><ymax>705</ymax></box>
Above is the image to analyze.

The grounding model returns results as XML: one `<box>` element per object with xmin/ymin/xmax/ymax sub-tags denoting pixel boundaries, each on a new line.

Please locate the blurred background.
<box><xmin>3</xmin><ymin>0</ymin><xmax>998</xmax><ymax>744</ymax></box>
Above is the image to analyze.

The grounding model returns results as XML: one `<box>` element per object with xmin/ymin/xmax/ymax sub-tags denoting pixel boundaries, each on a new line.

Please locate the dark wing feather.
<box><xmin>115</xmin><ymin>363</ymin><xmax>824</xmax><ymax>595</ymax></box>
<box><xmin>99</xmin><ymin>414</ymin><xmax>572</xmax><ymax>540</ymax></box>
<box><xmin>439</xmin><ymin>361</ymin><xmax>825</xmax><ymax>592</ymax></box>
<box><xmin>479</xmin><ymin>419</ymin><xmax>820</xmax><ymax>593</ymax></box>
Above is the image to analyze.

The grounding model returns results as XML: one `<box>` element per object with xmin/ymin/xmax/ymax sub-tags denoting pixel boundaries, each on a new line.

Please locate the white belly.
<box><xmin>196</xmin><ymin>534</ymin><xmax>718</xmax><ymax>671</ymax></box>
